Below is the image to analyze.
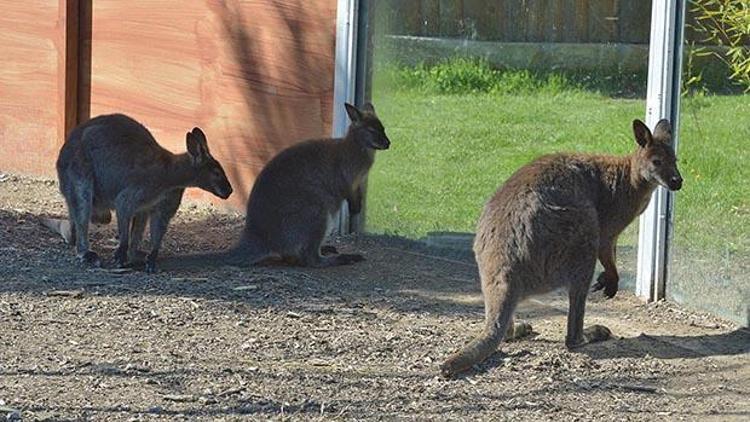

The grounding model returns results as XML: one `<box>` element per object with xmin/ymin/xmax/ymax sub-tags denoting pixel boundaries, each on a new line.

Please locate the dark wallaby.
<box><xmin>56</xmin><ymin>113</ymin><xmax>233</xmax><ymax>273</ymax></box>
<box><xmin>160</xmin><ymin>102</ymin><xmax>389</xmax><ymax>269</ymax></box>
<box><xmin>440</xmin><ymin>119</ymin><xmax>682</xmax><ymax>378</ymax></box>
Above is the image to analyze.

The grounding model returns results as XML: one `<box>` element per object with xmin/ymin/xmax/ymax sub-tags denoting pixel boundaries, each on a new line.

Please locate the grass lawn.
<box><xmin>366</xmin><ymin>89</ymin><xmax>750</xmax><ymax>256</ymax></box>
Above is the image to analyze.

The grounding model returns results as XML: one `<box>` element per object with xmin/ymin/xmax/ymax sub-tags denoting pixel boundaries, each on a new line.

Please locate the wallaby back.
<box><xmin>56</xmin><ymin>113</ymin><xmax>232</xmax><ymax>272</ymax></box>
<box><xmin>440</xmin><ymin>119</ymin><xmax>682</xmax><ymax>377</ymax></box>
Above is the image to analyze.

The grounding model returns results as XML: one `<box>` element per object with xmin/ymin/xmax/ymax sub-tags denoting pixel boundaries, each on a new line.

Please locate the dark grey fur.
<box><xmin>56</xmin><ymin>113</ymin><xmax>233</xmax><ymax>272</ymax></box>
<box><xmin>161</xmin><ymin>102</ymin><xmax>389</xmax><ymax>269</ymax></box>
<box><xmin>440</xmin><ymin>119</ymin><xmax>683</xmax><ymax>377</ymax></box>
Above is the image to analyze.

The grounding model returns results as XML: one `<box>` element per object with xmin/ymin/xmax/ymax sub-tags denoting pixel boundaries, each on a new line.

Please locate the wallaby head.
<box><xmin>632</xmin><ymin>119</ymin><xmax>683</xmax><ymax>191</ymax></box>
<box><xmin>186</xmin><ymin>127</ymin><xmax>233</xmax><ymax>199</ymax></box>
<box><xmin>344</xmin><ymin>103</ymin><xmax>391</xmax><ymax>150</ymax></box>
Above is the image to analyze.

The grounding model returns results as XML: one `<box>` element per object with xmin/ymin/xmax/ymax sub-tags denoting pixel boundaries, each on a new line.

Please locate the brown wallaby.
<box><xmin>56</xmin><ymin>113</ymin><xmax>233</xmax><ymax>273</ymax></box>
<box><xmin>440</xmin><ymin>119</ymin><xmax>682</xmax><ymax>378</ymax></box>
<box><xmin>160</xmin><ymin>102</ymin><xmax>389</xmax><ymax>269</ymax></box>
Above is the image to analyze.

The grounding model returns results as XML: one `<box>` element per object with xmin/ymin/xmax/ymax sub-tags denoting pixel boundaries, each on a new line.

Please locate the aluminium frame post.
<box><xmin>332</xmin><ymin>0</ymin><xmax>360</xmax><ymax>234</ymax></box>
<box><xmin>636</xmin><ymin>0</ymin><xmax>686</xmax><ymax>301</ymax></box>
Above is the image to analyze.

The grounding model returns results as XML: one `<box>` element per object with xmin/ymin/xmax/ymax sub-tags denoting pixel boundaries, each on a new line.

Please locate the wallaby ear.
<box><xmin>186</xmin><ymin>127</ymin><xmax>210</xmax><ymax>162</ymax></box>
<box><xmin>344</xmin><ymin>103</ymin><xmax>362</xmax><ymax>123</ymax></box>
<box><xmin>632</xmin><ymin>119</ymin><xmax>653</xmax><ymax>148</ymax></box>
<box><xmin>652</xmin><ymin>119</ymin><xmax>672</xmax><ymax>144</ymax></box>
<box><xmin>360</xmin><ymin>102</ymin><xmax>376</xmax><ymax>116</ymax></box>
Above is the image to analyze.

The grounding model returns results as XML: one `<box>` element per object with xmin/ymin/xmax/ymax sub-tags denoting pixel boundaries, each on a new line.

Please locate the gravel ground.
<box><xmin>0</xmin><ymin>174</ymin><xmax>748</xmax><ymax>421</ymax></box>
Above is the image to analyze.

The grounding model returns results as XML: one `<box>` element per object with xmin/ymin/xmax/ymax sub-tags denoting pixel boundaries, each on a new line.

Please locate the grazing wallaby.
<box><xmin>440</xmin><ymin>119</ymin><xmax>682</xmax><ymax>378</ymax></box>
<box><xmin>56</xmin><ymin>113</ymin><xmax>233</xmax><ymax>273</ymax></box>
<box><xmin>160</xmin><ymin>102</ymin><xmax>389</xmax><ymax>269</ymax></box>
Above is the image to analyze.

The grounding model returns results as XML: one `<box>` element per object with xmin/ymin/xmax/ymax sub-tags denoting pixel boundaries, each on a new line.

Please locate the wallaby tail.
<box><xmin>440</xmin><ymin>288</ymin><xmax>517</xmax><ymax>378</ymax></box>
<box><xmin>40</xmin><ymin>217</ymin><xmax>75</xmax><ymax>244</ymax></box>
<box><xmin>439</xmin><ymin>329</ymin><xmax>505</xmax><ymax>378</ymax></box>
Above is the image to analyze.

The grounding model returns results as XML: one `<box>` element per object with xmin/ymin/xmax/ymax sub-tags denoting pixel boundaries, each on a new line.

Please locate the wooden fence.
<box><xmin>378</xmin><ymin>0</ymin><xmax>706</xmax><ymax>44</ymax></box>
<box><xmin>0</xmin><ymin>0</ymin><xmax>337</xmax><ymax>211</ymax></box>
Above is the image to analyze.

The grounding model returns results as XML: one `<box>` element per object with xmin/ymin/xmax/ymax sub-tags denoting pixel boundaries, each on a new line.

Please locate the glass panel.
<box><xmin>669</xmin><ymin>2</ymin><xmax>750</xmax><ymax>325</ymax></box>
<box><xmin>365</xmin><ymin>0</ymin><xmax>653</xmax><ymax>290</ymax></box>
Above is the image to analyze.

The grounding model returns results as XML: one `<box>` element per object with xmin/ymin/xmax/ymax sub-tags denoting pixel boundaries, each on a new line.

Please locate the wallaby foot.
<box><xmin>591</xmin><ymin>272</ymin><xmax>618</xmax><ymax>298</ymax></box>
<box><xmin>78</xmin><ymin>251</ymin><xmax>101</xmax><ymax>267</ymax></box>
<box><xmin>308</xmin><ymin>253</ymin><xmax>365</xmax><ymax>268</ymax></box>
<box><xmin>566</xmin><ymin>324</ymin><xmax>612</xmax><ymax>349</ymax></box>
<box><xmin>507</xmin><ymin>320</ymin><xmax>533</xmax><ymax>341</ymax></box>
<box><xmin>113</xmin><ymin>247</ymin><xmax>129</xmax><ymax>268</ymax></box>
<box><xmin>331</xmin><ymin>253</ymin><xmax>365</xmax><ymax>266</ymax></box>
<box><xmin>320</xmin><ymin>245</ymin><xmax>338</xmax><ymax>255</ymax></box>
<box><xmin>144</xmin><ymin>250</ymin><xmax>159</xmax><ymax>274</ymax></box>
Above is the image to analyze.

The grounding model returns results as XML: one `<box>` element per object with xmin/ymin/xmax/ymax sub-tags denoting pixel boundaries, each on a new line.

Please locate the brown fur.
<box><xmin>440</xmin><ymin>119</ymin><xmax>682</xmax><ymax>377</ymax></box>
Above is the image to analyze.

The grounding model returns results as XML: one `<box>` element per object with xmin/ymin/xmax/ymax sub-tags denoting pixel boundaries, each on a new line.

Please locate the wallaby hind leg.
<box><xmin>440</xmin><ymin>277</ymin><xmax>519</xmax><ymax>378</ymax></box>
<box><xmin>287</xmin><ymin>214</ymin><xmax>363</xmax><ymax>267</ymax></box>
<box><xmin>143</xmin><ymin>192</ymin><xmax>181</xmax><ymax>273</ymax></box>
<box><xmin>112</xmin><ymin>200</ymin><xmax>136</xmax><ymax>268</ymax></box>
<box><xmin>66</xmin><ymin>183</ymin><xmax>100</xmax><ymax>267</ymax></box>
<box><xmin>565</xmin><ymin>253</ymin><xmax>612</xmax><ymax>349</ymax></box>
<box><xmin>127</xmin><ymin>212</ymin><xmax>148</xmax><ymax>264</ymax></box>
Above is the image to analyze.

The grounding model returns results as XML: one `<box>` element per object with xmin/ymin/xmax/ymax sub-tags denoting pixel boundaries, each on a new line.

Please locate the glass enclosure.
<box><xmin>364</xmin><ymin>0</ymin><xmax>654</xmax><ymax>290</ymax></box>
<box><xmin>669</xmin><ymin>2</ymin><xmax>750</xmax><ymax>325</ymax></box>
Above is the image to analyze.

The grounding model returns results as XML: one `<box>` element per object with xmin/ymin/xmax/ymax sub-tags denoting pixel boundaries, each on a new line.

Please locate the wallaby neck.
<box><xmin>338</xmin><ymin>132</ymin><xmax>376</xmax><ymax>177</ymax></box>
<box><xmin>163</xmin><ymin>153</ymin><xmax>198</xmax><ymax>189</ymax></box>
<box><xmin>597</xmin><ymin>153</ymin><xmax>658</xmax><ymax>230</ymax></box>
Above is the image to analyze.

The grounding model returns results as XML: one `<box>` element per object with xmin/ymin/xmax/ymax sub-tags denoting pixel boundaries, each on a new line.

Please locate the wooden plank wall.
<box><xmin>84</xmin><ymin>0</ymin><xmax>338</xmax><ymax>210</ymax></box>
<box><xmin>0</xmin><ymin>1</ymin><xmax>69</xmax><ymax>175</ymax></box>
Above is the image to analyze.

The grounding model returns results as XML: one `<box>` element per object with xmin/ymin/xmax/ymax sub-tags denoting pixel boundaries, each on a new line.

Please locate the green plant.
<box><xmin>690</xmin><ymin>0</ymin><xmax>750</xmax><ymax>92</ymax></box>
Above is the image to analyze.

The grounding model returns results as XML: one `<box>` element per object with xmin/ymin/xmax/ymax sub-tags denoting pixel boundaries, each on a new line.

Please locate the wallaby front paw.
<box><xmin>78</xmin><ymin>251</ymin><xmax>101</xmax><ymax>267</ymax></box>
<box><xmin>591</xmin><ymin>272</ymin><xmax>619</xmax><ymax>298</ymax></box>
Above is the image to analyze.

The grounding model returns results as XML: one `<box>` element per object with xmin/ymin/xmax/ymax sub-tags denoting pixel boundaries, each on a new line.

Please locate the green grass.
<box><xmin>366</xmin><ymin>67</ymin><xmax>750</xmax><ymax>255</ymax></box>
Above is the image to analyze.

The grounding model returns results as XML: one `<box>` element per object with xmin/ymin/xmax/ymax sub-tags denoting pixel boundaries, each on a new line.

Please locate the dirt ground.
<box><xmin>0</xmin><ymin>174</ymin><xmax>748</xmax><ymax>421</ymax></box>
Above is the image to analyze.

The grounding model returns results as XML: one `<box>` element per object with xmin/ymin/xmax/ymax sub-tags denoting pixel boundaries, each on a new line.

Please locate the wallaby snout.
<box><xmin>667</xmin><ymin>174</ymin><xmax>683</xmax><ymax>191</ymax></box>
<box><xmin>374</xmin><ymin>136</ymin><xmax>391</xmax><ymax>150</ymax></box>
<box><xmin>212</xmin><ymin>177</ymin><xmax>233</xmax><ymax>199</ymax></box>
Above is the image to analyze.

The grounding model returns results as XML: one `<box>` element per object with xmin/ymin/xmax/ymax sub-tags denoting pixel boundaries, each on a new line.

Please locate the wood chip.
<box><xmin>233</xmin><ymin>284</ymin><xmax>259</xmax><ymax>291</ymax></box>
<box><xmin>171</xmin><ymin>277</ymin><xmax>209</xmax><ymax>283</ymax></box>
<box><xmin>611</xmin><ymin>383</ymin><xmax>660</xmax><ymax>393</ymax></box>
<box><xmin>45</xmin><ymin>290</ymin><xmax>84</xmax><ymax>298</ymax></box>
<box><xmin>106</xmin><ymin>268</ymin><xmax>133</xmax><ymax>274</ymax></box>
<box><xmin>286</xmin><ymin>311</ymin><xmax>303</xmax><ymax>319</ymax></box>
<box><xmin>162</xmin><ymin>394</ymin><xmax>196</xmax><ymax>402</ymax></box>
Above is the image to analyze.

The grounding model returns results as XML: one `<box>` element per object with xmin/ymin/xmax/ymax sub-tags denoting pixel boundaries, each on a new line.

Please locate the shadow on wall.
<box><xmin>212</xmin><ymin>0</ymin><xmax>334</xmax><ymax>208</ymax></box>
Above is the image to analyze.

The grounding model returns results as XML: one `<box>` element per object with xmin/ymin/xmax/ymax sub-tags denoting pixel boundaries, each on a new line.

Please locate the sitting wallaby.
<box><xmin>440</xmin><ymin>119</ymin><xmax>682</xmax><ymax>378</ymax></box>
<box><xmin>56</xmin><ymin>113</ymin><xmax>233</xmax><ymax>273</ymax></box>
<box><xmin>160</xmin><ymin>102</ymin><xmax>389</xmax><ymax>269</ymax></box>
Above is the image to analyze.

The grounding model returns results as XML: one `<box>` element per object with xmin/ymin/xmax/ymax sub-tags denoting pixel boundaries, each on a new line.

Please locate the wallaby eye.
<box><xmin>652</xmin><ymin>159</ymin><xmax>662</xmax><ymax>167</ymax></box>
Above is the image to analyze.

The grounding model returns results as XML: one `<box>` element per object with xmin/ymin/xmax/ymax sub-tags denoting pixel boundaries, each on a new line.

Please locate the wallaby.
<box><xmin>56</xmin><ymin>113</ymin><xmax>233</xmax><ymax>273</ymax></box>
<box><xmin>440</xmin><ymin>119</ymin><xmax>682</xmax><ymax>378</ymax></box>
<box><xmin>160</xmin><ymin>102</ymin><xmax>389</xmax><ymax>269</ymax></box>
